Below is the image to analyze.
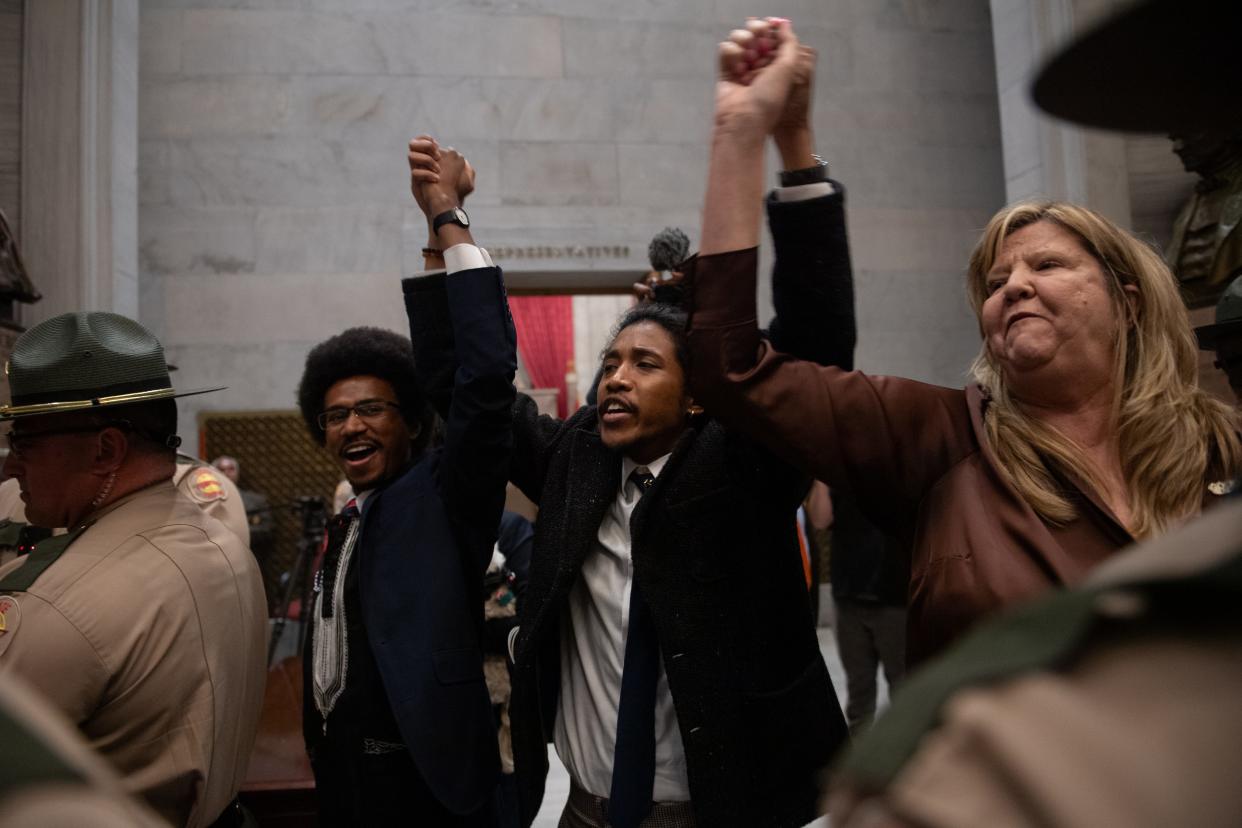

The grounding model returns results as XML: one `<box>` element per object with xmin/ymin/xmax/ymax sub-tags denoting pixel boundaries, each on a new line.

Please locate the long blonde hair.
<box><xmin>966</xmin><ymin>201</ymin><xmax>1240</xmax><ymax>538</ymax></box>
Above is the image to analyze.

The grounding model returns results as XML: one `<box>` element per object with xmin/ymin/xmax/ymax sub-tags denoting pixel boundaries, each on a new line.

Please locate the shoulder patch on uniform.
<box><xmin>187</xmin><ymin>469</ymin><xmax>228</xmax><ymax>504</ymax></box>
<box><xmin>0</xmin><ymin>595</ymin><xmax>21</xmax><ymax>657</ymax></box>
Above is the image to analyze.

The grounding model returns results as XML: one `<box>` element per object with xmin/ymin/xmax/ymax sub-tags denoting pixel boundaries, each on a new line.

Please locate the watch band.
<box><xmin>432</xmin><ymin>207</ymin><xmax>469</xmax><ymax>233</ymax></box>
<box><xmin>779</xmin><ymin>154</ymin><xmax>829</xmax><ymax>188</ymax></box>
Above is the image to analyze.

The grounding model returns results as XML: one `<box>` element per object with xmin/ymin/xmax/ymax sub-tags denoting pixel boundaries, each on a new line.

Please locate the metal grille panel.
<box><xmin>201</xmin><ymin>410</ymin><xmax>341</xmax><ymax>610</ymax></box>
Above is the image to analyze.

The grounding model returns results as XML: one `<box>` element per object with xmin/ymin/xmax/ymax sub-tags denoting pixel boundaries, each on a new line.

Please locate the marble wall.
<box><xmin>19</xmin><ymin>0</ymin><xmax>140</xmax><ymax>328</ymax></box>
<box><xmin>139</xmin><ymin>0</ymin><xmax>1006</xmax><ymax>449</ymax></box>
<box><xmin>0</xmin><ymin>0</ymin><xmax>20</xmax><ymax>236</ymax></box>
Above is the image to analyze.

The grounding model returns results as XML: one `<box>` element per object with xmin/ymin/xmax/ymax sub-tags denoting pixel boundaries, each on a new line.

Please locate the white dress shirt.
<box><xmin>553</xmin><ymin>452</ymin><xmax>690</xmax><ymax>802</ymax></box>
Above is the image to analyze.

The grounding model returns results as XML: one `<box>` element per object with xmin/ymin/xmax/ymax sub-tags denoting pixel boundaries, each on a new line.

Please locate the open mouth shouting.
<box><xmin>599</xmin><ymin>396</ymin><xmax>636</xmax><ymax>426</ymax></box>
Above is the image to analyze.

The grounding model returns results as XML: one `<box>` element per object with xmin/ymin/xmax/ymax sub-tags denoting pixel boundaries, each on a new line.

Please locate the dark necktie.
<box><xmin>609</xmin><ymin>469</ymin><xmax>659</xmax><ymax>828</ymax></box>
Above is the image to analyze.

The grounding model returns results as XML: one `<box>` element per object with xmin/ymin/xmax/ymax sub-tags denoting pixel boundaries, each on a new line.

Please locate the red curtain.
<box><xmin>509</xmin><ymin>295</ymin><xmax>575</xmax><ymax>417</ymax></box>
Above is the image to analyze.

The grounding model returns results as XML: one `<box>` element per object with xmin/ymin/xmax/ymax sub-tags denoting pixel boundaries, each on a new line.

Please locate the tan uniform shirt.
<box><xmin>0</xmin><ymin>482</ymin><xmax>268</xmax><ymax>827</ymax></box>
<box><xmin>0</xmin><ymin>675</ymin><xmax>168</xmax><ymax>828</ymax></box>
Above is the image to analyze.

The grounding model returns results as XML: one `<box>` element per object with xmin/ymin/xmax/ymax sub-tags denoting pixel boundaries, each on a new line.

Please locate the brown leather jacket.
<box><xmin>684</xmin><ymin>246</ymin><xmax>1222</xmax><ymax>664</ymax></box>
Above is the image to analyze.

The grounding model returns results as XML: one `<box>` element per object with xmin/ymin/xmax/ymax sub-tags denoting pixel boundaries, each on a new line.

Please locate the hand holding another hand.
<box><xmin>408</xmin><ymin>135</ymin><xmax>476</xmax><ymax>222</ymax></box>
<box><xmin>714</xmin><ymin>19</ymin><xmax>809</xmax><ymax>143</ymax></box>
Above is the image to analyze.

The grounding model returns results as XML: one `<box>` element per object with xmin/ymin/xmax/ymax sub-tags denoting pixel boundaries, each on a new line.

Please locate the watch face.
<box><xmin>454</xmin><ymin>207</ymin><xmax>469</xmax><ymax>227</ymax></box>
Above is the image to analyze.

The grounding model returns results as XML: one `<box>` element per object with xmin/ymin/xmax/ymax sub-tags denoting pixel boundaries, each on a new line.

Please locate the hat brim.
<box><xmin>1032</xmin><ymin>1</ymin><xmax>1242</xmax><ymax>133</ymax></box>
<box><xmin>0</xmin><ymin>385</ymin><xmax>226</xmax><ymax>420</ymax></box>
<box><xmin>1194</xmin><ymin>319</ymin><xmax>1242</xmax><ymax>351</ymax></box>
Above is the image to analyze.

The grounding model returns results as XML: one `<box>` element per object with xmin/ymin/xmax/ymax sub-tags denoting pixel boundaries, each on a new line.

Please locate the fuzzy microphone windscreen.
<box><xmin>647</xmin><ymin>227</ymin><xmax>691</xmax><ymax>272</ymax></box>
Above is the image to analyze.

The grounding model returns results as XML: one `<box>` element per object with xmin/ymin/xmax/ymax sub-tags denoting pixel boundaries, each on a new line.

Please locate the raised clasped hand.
<box><xmin>407</xmin><ymin>135</ymin><xmax>476</xmax><ymax>221</ymax></box>
<box><xmin>714</xmin><ymin>18</ymin><xmax>808</xmax><ymax>140</ymax></box>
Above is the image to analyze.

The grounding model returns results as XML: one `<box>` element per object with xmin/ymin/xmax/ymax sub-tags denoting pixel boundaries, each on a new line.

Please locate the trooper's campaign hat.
<box><xmin>0</xmin><ymin>311</ymin><xmax>222</xmax><ymax>419</ymax></box>
<box><xmin>1195</xmin><ymin>276</ymin><xmax>1242</xmax><ymax>351</ymax></box>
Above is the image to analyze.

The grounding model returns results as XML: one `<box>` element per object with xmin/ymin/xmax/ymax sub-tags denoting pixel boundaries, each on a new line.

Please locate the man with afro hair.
<box><xmin>296</xmin><ymin>141</ymin><xmax>516</xmax><ymax>826</ymax></box>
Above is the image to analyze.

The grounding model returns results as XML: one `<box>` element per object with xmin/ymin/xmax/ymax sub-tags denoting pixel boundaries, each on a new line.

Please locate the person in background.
<box><xmin>0</xmin><ymin>312</ymin><xmax>266</xmax><ymax>827</ymax></box>
<box><xmin>827</xmin><ymin>488</ymin><xmax>907</xmax><ymax>733</ymax></box>
<box><xmin>483</xmin><ymin>509</ymin><xmax>534</xmax><ymax>828</ymax></box>
<box><xmin>212</xmin><ymin>454</ymin><xmax>275</xmax><ymax>560</ymax></box>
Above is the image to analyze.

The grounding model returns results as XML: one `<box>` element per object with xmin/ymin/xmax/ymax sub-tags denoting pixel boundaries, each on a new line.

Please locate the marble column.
<box><xmin>988</xmin><ymin>0</ymin><xmax>1132</xmax><ymax>225</ymax></box>
<box><xmin>20</xmin><ymin>0</ymin><xmax>139</xmax><ymax>327</ymax></box>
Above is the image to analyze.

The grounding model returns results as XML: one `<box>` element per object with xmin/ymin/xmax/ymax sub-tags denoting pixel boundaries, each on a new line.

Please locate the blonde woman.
<box><xmin>684</xmin><ymin>19</ymin><xmax>1241</xmax><ymax>664</ymax></box>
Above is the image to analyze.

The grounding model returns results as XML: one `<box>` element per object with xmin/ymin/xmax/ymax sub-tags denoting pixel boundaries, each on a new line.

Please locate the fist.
<box><xmin>714</xmin><ymin>18</ymin><xmax>804</xmax><ymax>137</ymax></box>
<box><xmin>408</xmin><ymin>135</ymin><xmax>476</xmax><ymax>219</ymax></box>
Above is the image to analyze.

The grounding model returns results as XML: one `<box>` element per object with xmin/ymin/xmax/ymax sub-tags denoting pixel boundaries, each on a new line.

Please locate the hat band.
<box><xmin>1</xmin><ymin>385</ymin><xmax>177</xmax><ymax>419</ymax></box>
<box><xmin>9</xmin><ymin>378</ymin><xmax>173</xmax><ymax>410</ymax></box>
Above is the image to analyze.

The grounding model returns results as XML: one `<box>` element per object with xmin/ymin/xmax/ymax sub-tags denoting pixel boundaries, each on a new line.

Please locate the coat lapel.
<box><xmin>555</xmin><ymin>429</ymin><xmax>618</xmax><ymax>592</ymax></box>
<box><xmin>520</xmin><ymin>426</ymin><xmax>618</xmax><ymax>649</ymax></box>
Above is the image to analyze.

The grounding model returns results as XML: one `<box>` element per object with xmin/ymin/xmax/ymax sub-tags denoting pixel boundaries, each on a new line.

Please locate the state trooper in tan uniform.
<box><xmin>0</xmin><ymin>311</ymin><xmax>267</xmax><ymax>828</ymax></box>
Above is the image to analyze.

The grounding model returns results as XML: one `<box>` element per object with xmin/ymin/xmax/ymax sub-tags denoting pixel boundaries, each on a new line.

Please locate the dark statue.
<box><xmin>0</xmin><ymin>209</ymin><xmax>40</xmax><ymax>320</ymax></box>
<box><xmin>1166</xmin><ymin>131</ymin><xmax>1242</xmax><ymax>308</ymax></box>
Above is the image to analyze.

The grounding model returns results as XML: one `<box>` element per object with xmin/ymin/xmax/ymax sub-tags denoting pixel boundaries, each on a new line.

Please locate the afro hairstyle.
<box><xmin>297</xmin><ymin>326</ymin><xmax>433</xmax><ymax>452</ymax></box>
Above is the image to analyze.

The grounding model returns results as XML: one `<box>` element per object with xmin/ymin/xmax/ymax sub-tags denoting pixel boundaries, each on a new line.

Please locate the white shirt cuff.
<box><xmin>444</xmin><ymin>243</ymin><xmax>495</xmax><ymax>274</ymax></box>
<box><xmin>774</xmin><ymin>181</ymin><xmax>834</xmax><ymax>202</ymax></box>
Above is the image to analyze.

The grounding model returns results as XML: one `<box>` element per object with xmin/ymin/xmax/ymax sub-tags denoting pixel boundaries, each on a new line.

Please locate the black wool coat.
<box><xmin>507</xmin><ymin>397</ymin><xmax>849</xmax><ymax>828</ymax></box>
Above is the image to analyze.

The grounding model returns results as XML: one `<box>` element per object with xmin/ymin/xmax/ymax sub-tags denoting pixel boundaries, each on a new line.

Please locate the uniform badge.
<box><xmin>188</xmin><ymin>469</ymin><xmax>227</xmax><ymax>504</ymax></box>
<box><xmin>0</xmin><ymin>595</ymin><xmax>20</xmax><ymax>656</ymax></box>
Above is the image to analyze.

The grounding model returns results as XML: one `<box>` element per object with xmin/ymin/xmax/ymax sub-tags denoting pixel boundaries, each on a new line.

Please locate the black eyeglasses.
<box><xmin>316</xmin><ymin>400</ymin><xmax>401</xmax><ymax>431</ymax></box>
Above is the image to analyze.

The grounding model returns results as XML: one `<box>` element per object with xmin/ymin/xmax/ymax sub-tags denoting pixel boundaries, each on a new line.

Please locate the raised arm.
<box><xmin>686</xmin><ymin>23</ymin><xmax>973</xmax><ymax>523</ymax></box>
<box><xmin>403</xmin><ymin>137</ymin><xmax>575</xmax><ymax>509</ymax></box>
<box><xmin>403</xmin><ymin>137</ymin><xmax>517</xmax><ymax>573</ymax></box>
<box><xmin>761</xmin><ymin>29</ymin><xmax>856</xmax><ymax>369</ymax></box>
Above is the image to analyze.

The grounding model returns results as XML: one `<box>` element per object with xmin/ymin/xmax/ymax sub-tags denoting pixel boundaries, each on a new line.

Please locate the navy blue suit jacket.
<box><xmin>304</xmin><ymin>265</ymin><xmax>517</xmax><ymax>816</ymax></box>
